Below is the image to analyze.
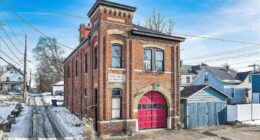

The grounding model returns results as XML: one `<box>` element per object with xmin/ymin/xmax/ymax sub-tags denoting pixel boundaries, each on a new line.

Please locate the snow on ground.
<box><xmin>50</xmin><ymin>107</ymin><xmax>85</xmax><ymax>139</ymax></box>
<box><xmin>3</xmin><ymin>106</ymin><xmax>33</xmax><ymax>139</ymax></box>
<box><xmin>242</xmin><ymin>120</ymin><xmax>260</xmax><ymax>125</ymax></box>
<box><xmin>27</xmin><ymin>92</ymin><xmax>64</xmax><ymax>106</ymax></box>
<box><xmin>43</xmin><ymin>95</ymin><xmax>64</xmax><ymax>106</ymax></box>
<box><xmin>34</xmin><ymin>96</ymin><xmax>44</xmax><ymax>106</ymax></box>
<box><xmin>0</xmin><ymin>101</ymin><xmax>16</xmax><ymax>123</ymax></box>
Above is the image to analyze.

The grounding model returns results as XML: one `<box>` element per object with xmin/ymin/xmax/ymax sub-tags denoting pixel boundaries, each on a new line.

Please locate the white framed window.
<box><xmin>112</xmin><ymin>88</ymin><xmax>122</xmax><ymax>119</ymax></box>
<box><xmin>144</xmin><ymin>48</ymin><xmax>164</xmax><ymax>71</ymax></box>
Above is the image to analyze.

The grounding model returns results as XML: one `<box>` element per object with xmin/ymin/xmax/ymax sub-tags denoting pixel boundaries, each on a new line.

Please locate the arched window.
<box><xmin>112</xmin><ymin>88</ymin><xmax>122</xmax><ymax>119</ymax></box>
<box><xmin>112</xmin><ymin>44</ymin><xmax>122</xmax><ymax>68</ymax></box>
<box><xmin>144</xmin><ymin>48</ymin><xmax>164</xmax><ymax>71</ymax></box>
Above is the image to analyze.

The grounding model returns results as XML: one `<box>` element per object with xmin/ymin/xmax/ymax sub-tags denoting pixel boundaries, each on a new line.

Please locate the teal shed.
<box><xmin>180</xmin><ymin>85</ymin><xmax>230</xmax><ymax>128</ymax></box>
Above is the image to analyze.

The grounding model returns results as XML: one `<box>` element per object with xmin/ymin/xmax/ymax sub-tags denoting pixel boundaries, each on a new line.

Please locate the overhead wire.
<box><xmin>0</xmin><ymin>1</ymin><xmax>74</xmax><ymax>50</ymax></box>
<box><xmin>5</xmin><ymin>1</ymin><xmax>88</xmax><ymax>20</ymax></box>
<box><xmin>0</xmin><ymin>49</ymin><xmax>22</xmax><ymax>67</ymax></box>
<box><xmin>0</xmin><ymin>11</ymin><xmax>25</xmax><ymax>46</ymax></box>
<box><xmin>1</xmin><ymin>26</ymin><xmax>23</xmax><ymax>55</ymax></box>
<box><xmin>0</xmin><ymin>35</ymin><xmax>23</xmax><ymax>64</ymax></box>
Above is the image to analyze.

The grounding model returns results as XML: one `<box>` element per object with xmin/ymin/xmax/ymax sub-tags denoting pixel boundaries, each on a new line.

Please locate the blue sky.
<box><xmin>0</xmin><ymin>0</ymin><xmax>260</xmax><ymax>72</ymax></box>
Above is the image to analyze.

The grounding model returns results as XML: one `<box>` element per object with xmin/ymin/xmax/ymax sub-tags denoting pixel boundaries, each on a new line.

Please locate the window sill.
<box><xmin>109</xmin><ymin>68</ymin><xmax>126</xmax><ymax>71</ymax></box>
<box><xmin>143</xmin><ymin>70</ymin><xmax>165</xmax><ymax>74</ymax></box>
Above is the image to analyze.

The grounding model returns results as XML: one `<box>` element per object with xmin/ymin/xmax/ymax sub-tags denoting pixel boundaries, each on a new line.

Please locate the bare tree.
<box><xmin>165</xmin><ymin>19</ymin><xmax>175</xmax><ymax>35</ymax></box>
<box><xmin>33</xmin><ymin>37</ymin><xmax>64</xmax><ymax>92</ymax></box>
<box><xmin>144</xmin><ymin>9</ymin><xmax>175</xmax><ymax>35</ymax></box>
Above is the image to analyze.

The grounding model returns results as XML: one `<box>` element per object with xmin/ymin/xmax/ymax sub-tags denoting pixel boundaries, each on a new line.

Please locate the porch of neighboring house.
<box><xmin>0</xmin><ymin>81</ymin><xmax>23</xmax><ymax>94</ymax></box>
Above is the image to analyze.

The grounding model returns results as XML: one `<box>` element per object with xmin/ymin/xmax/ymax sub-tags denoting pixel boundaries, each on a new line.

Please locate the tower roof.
<box><xmin>88</xmin><ymin>0</ymin><xmax>136</xmax><ymax>17</ymax></box>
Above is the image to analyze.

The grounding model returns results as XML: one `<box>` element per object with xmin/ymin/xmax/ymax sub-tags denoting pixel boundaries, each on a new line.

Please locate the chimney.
<box><xmin>79</xmin><ymin>23</ymin><xmax>91</xmax><ymax>43</ymax></box>
<box><xmin>224</xmin><ymin>64</ymin><xmax>230</xmax><ymax>71</ymax></box>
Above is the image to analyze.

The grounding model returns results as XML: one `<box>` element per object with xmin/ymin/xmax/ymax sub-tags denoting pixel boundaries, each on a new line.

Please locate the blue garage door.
<box><xmin>186</xmin><ymin>102</ymin><xmax>227</xmax><ymax>128</ymax></box>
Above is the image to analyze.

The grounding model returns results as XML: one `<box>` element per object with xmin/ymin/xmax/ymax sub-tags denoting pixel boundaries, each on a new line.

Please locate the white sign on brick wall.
<box><xmin>109</xmin><ymin>74</ymin><xmax>126</xmax><ymax>83</ymax></box>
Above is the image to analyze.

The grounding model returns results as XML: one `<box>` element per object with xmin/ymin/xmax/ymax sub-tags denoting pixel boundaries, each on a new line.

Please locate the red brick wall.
<box><xmin>64</xmin><ymin>3</ymin><xmax>182</xmax><ymax>135</ymax></box>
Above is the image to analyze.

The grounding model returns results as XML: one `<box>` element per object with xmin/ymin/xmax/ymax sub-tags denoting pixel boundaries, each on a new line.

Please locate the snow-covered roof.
<box><xmin>53</xmin><ymin>81</ymin><xmax>64</xmax><ymax>86</ymax></box>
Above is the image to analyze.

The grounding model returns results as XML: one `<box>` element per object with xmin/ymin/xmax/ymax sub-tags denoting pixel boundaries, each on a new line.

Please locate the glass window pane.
<box><xmin>112</xmin><ymin>109</ymin><xmax>120</xmax><ymax>119</ymax></box>
<box><xmin>156</xmin><ymin>50</ymin><xmax>163</xmax><ymax>61</ymax></box>
<box><xmin>142</xmin><ymin>104</ymin><xmax>147</xmax><ymax>109</ymax></box>
<box><xmin>112</xmin><ymin>45</ymin><xmax>121</xmax><ymax>57</ymax></box>
<box><xmin>156</xmin><ymin>61</ymin><xmax>163</xmax><ymax>71</ymax></box>
<box><xmin>144</xmin><ymin>60</ymin><xmax>151</xmax><ymax>70</ymax></box>
<box><xmin>144</xmin><ymin>49</ymin><xmax>152</xmax><ymax>60</ymax></box>
<box><xmin>112</xmin><ymin>89</ymin><xmax>121</xmax><ymax>96</ymax></box>
<box><xmin>148</xmin><ymin>104</ymin><xmax>152</xmax><ymax>109</ymax></box>
<box><xmin>112</xmin><ymin>57</ymin><xmax>121</xmax><ymax>68</ymax></box>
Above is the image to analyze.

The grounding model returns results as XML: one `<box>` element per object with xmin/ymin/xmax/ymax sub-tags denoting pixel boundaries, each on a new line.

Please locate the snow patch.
<box><xmin>0</xmin><ymin>102</ymin><xmax>16</xmax><ymax>123</ymax></box>
<box><xmin>50</xmin><ymin>107</ymin><xmax>85</xmax><ymax>139</ymax></box>
<box><xmin>242</xmin><ymin>120</ymin><xmax>260</xmax><ymax>125</ymax></box>
<box><xmin>7</xmin><ymin>106</ymin><xmax>33</xmax><ymax>138</ymax></box>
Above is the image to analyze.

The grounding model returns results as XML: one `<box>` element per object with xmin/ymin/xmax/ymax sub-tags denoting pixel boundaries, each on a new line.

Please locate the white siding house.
<box><xmin>52</xmin><ymin>81</ymin><xmax>64</xmax><ymax>96</ymax></box>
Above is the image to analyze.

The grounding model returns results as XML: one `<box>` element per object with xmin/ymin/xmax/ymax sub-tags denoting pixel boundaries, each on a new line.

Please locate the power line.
<box><xmin>1</xmin><ymin>26</ymin><xmax>24</xmax><ymax>55</ymax></box>
<box><xmin>0</xmin><ymin>11</ymin><xmax>25</xmax><ymax>45</ymax></box>
<box><xmin>173</xmin><ymin>32</ymin><xmax>260</xmax><ymax>46</ymax></box>
<box><xmin>1</xmin><ymin>1</ymin><xmax>74</xmax><ymax>50</ymax></box>
<box><xmin>186</xmin><ymin>52</ymin><xmax>260</xmax><ymax>64</ymax></box>
<box><xmin>9</xmin><ymin>1</ymin><xmax>260</xmax><ymax>48</ymax></box>
<box><xmin>6</xmin><ymin>1</ymin><xmax>88</xmax><ymax>20</ymax></box>
<box><xmin>0</xmin><ymin>56</ymin><xmax>22</xmax><ymax>71</ymax></box>
<box><xmin>0</xmin><ymin>35</ymin><xmax>24</xmax><ymax>64</ymax></box>
<box><xmin>183</xmin><ymin>45</ymin><xmax>260</xmax><ymax>60</ymax></box>
<box><xmin>0</xmin><ymin>49</ymin><xmax>22</xmax><ymax>67</ymax></box>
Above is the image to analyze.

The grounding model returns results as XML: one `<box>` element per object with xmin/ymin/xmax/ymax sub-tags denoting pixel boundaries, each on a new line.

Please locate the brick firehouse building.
<box><xmin>64</xmin><ymin>0</ymin><xmax>185</xmax><ymax>134</ymax></box>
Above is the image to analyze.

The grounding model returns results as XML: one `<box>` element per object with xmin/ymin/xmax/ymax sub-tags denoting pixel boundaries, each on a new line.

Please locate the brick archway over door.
<box><xmin>138</xmin><ymin>91</ymin><xmax>167</xmax><ymax>129</ymax></box>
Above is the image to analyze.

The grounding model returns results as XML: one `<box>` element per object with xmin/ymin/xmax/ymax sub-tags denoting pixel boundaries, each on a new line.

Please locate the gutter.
<box><xmin>131</xmin><ymin>30</ymin><xmax>186</xmax><ymax>42</ymax></box>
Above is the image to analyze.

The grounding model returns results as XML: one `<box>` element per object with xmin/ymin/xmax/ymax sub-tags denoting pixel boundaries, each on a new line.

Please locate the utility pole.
<box><xmin>23</xmin><ymin>34</ymin><xmax>27</xmax><ymax>102</ymax></box>
<box><xmin>29</xmin><ymin>69</ymin><xmax>32</xmax><ymax>91</ymax></box>
<box><xmin>249</xmin><ymin>64</ymin><xmax>259</xmax><ymax>73</ymax></box>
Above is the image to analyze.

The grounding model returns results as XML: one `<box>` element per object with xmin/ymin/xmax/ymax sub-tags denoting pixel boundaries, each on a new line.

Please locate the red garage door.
<box><xmin>138</xmin><ymin>91</ymin><xmax>167</xmax><ymax>129</ymax></box>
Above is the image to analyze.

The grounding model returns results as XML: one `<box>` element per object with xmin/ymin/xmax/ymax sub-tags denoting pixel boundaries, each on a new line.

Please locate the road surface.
<box><xmin>30</xmin><ymin>95</ymin><xmax>63</xmax><ymax>139</ymax></box>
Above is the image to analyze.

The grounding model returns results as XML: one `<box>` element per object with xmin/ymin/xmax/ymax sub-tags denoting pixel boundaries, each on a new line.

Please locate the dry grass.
<box><xmin>82</xmin><ymin>117</ymin><xmax>96</xmax><ymax>140</ymax></box>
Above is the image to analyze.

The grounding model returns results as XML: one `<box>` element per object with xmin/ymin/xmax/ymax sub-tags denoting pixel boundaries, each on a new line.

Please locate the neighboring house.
<box><xmin>180</xmin><ymin>85</ymin><xmax>229</xmax><ymax>128</ymax></box>
<box><xmin>0</xmin><ymin>66</ymin><xmax>24</xmax><ymax>94</ymax></box>
<box><xmin>252</xmin><ymin>74</ymin><xmax>260</xmax><ymax>103</ymax></box>
<box><xmin>180</xmin><ymin>64</ymin><xmax>204</xmax><ymax>88</ymax></box>
<box><xmin>192</xmin><ymin>66</ymin><xmax>251</xmax><ymax>104</ymax></box>
<box><xmin>63</xmin><ymin>0</ymin><xmax>185</xmax><ymax>135</ymax></box>
<box><xmin>52</xmin><ymin>81</ymin><xmax>64</xmax><ymax>96</ymax></box>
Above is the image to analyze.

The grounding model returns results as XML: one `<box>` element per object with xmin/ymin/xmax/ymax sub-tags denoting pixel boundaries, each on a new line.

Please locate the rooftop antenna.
<box><xmin>249</xmin><ymin>64</ymin><xmax>259</xmax><ymax>73</ymax></box>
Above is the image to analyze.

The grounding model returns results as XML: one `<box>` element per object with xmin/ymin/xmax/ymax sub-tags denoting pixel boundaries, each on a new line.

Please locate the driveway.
<box><xmin>101</xmin><ymin>125</ymin><xmax>260</xmax><ymax>140</ymax></box>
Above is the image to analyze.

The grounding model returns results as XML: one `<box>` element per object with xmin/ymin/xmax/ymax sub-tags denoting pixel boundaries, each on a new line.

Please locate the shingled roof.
<box><xmin>181</xmin><ymin>84</ymin><xmax>230</xmax><ymax>99</ymax></box>
<box><xmin>235</xmin><ymin>71</ymin><xmax>251</xmax><ymax>82</ymax></box>
<box><xmin>181</xmin><ymin>85</ymin><xmax>208</xmax><ymax>99</ymax></box>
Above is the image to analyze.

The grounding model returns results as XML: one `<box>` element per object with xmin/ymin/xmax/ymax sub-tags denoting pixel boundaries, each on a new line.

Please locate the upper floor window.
<box><xmin>6</xmin><ymin>77</ymin><xmax>9</xmax><ymax>81</ymax></box>
<box><xmin>85</xmin><ymin>53</ymin><xmax>88</xmax><ymax>73</ymax></box>
<box><xmin>203</xmin><ymin>72</ymin><xmax>208</xmax><ymax>83</ymax></box>
<box><xmin>94</xmin><ymin>47</ymin><xmax>98</xmax><ymax>69</ymax></box>
<box><xmin>112</xmin><ymin>44</ymin><xmax>122</xmax><ymax>68</ymax></box>
<box><xmin>76</xmin><ymin>60</ymin><xmax>78</xmax><ymax>77</ymax></box>
<box><xmin>186</xmin><ymin>76</ymin><xmax>191</xmax><ymax>83</ymax></box>
<box><xmin>67</xmin><ymin>66</ymin><xmax>70</xmax><ymax>78</ymax></box>
<box><xmin>144</xmin><ymin>48</ymin><xmax>164</xmax><ymax>71</ymax></box>
<box><xmin>112</xmin><ymin>88</ymin><xmax>122</xmax><ymax>119</ymax></box>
